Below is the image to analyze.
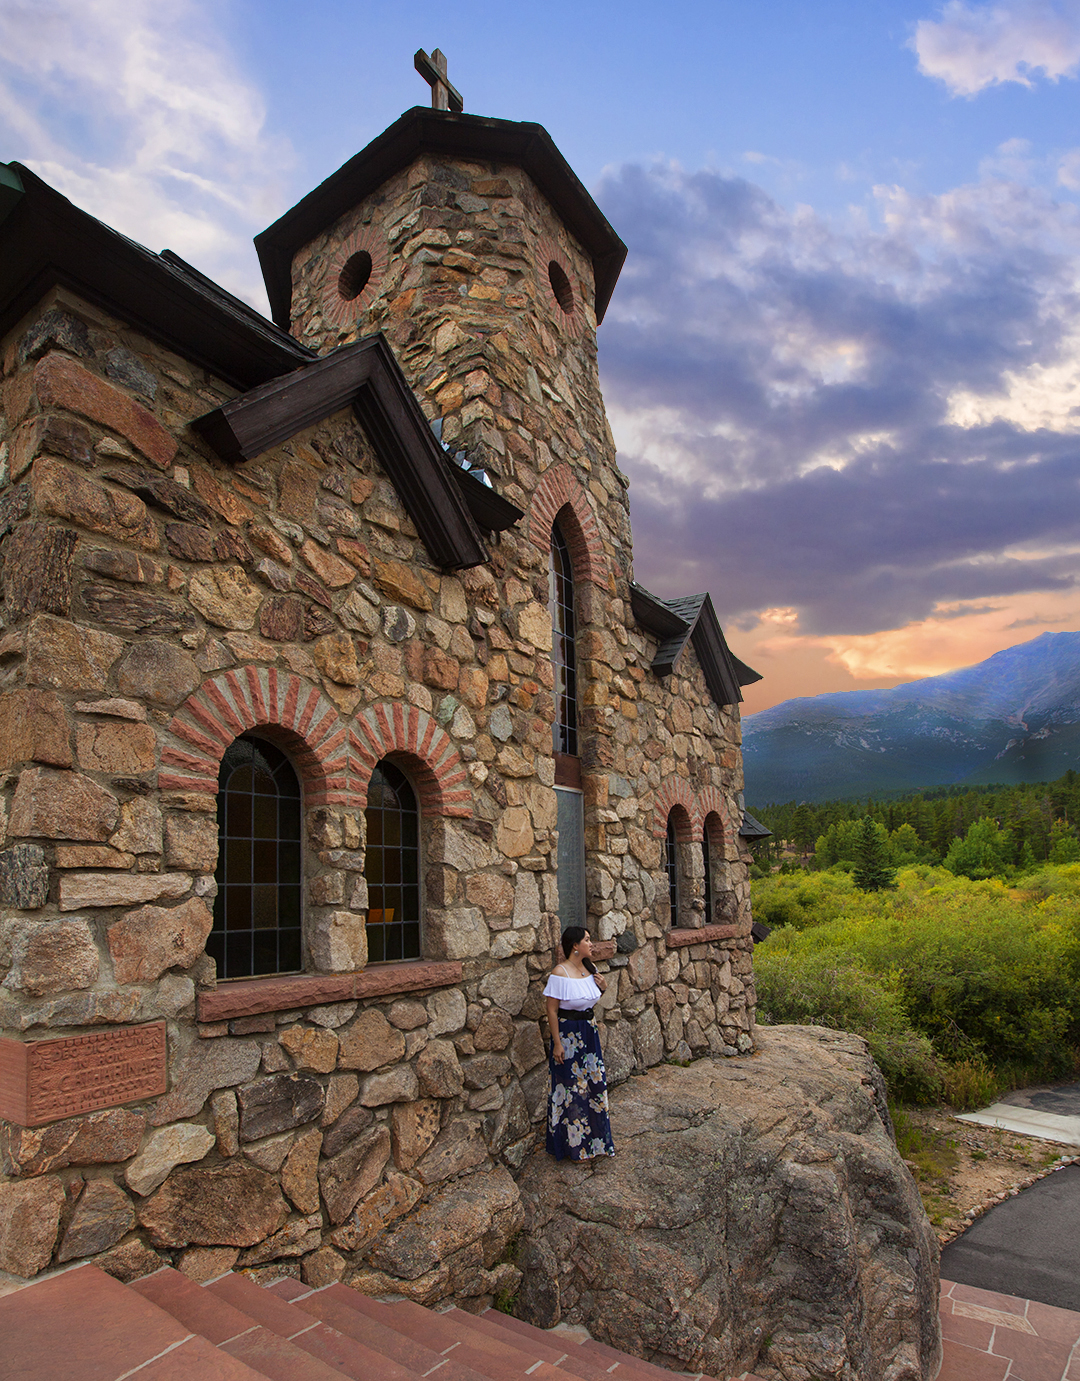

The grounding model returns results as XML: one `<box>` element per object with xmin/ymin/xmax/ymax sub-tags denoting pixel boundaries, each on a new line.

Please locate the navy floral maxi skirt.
<box><xmin>546</xmin><ymin>1015</ymin><xmax>615</xmax><ymax>1161</ymax></box>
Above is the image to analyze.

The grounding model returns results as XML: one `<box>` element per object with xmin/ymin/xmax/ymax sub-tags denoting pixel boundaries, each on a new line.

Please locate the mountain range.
<box><xmin>741</xmin><ymin>631</ymin><xmax>1080</xmax><ymax>805</ymax></box>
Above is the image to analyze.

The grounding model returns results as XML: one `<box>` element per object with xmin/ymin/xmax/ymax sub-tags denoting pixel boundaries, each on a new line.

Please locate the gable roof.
<box><xmin>630</xmin><ymin>582</ymin><xmax>762</xmax><ymax>708</ymax></box>
<box><xmin>740</xmin><ymin>810</ymin><xmax>773</xmax><ymax>841</ymax></box>
<box><xmin>255</xmin><ymin>107</ymin><xmax>627</xmax><ymax>331</ymax></box>
<box><xmin>0</xmin><ymin>163</ymin><xmax>312</xmax><ymax>391</ymax></box>
<box><xmin>0</xmin><ymin>164</ymin><xmax>523</xmax><ymax>573</ymax></box>
<box><xmin>192</xmin><ymin>335</ymin><xmax>523</xmax><ymax>570</ymax></box>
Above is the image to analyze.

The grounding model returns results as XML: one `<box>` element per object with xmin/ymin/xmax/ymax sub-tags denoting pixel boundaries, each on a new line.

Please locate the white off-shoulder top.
<box><xmin>543</xmin><ymin>971</ymin><xmax>602</xmax><ymax>1010</ymax></box>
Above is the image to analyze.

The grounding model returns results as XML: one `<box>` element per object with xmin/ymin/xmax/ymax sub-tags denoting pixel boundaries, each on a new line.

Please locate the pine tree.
<box><xmin>853</xmin><ymin>816</ymin><xmax>897</xmax><ymax>891</ymax></box>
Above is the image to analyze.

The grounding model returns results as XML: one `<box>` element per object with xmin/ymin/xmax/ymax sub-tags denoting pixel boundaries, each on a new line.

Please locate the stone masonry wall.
<box><xmin>0</xmin><ymin>149</ymin><xmax>755</xmax><ymax>1303</ymax></box>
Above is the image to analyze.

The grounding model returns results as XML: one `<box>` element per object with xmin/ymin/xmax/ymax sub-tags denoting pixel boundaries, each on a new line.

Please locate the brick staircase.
<box><xmin>0</xmin><ymin>1263</ymin><xmax>753</xmax><ymax>1381</ymax></box>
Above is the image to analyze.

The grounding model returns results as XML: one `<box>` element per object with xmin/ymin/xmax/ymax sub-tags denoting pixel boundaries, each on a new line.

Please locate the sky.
<box><xmin>3</xmin><ymin>0</ymin><xmax>1080</xmax><ymax>713</ymax></box>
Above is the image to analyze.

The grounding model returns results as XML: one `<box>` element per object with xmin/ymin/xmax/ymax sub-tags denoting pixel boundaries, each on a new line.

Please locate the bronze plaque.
<box><xmin>0</xmin><ymin>1022</ymin><xmax>167</xmax><ymax>1127</ymax></box>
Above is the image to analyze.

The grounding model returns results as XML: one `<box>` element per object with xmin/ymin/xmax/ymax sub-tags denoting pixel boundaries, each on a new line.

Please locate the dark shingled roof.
<box><xmin>740</xmin><ymin>810</ymin><xmax>772</xmax><ymax>841</ymax></box>
<box><xmin>0</xmin><ymin>163</ymin><xmax>312</xmax><ymax>391</ymax></box>
<box><xmin>631</xmin><ymin>583</ymin><xmax>762</xmax><ymax>709</ymax></box>
<box><xmin>255</xmin><ymin>107</ymin><xmax>627</xmax><ymax>331</ymax></box>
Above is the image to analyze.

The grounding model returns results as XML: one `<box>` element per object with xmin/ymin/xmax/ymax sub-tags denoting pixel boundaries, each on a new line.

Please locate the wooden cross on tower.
<box><xmin>414</xmin><ymin>48</ymin><xmax>463</xmax><ymax>113</ymax></box>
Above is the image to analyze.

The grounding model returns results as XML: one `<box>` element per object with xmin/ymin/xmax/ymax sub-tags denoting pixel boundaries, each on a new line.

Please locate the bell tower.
<box><xmin>254</xmin><ymin>57</ymin><xmax>627</xmax><ymax>524</ymax></box>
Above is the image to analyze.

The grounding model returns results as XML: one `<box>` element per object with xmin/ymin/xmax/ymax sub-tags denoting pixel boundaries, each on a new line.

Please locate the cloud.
<box><xmin>0</xmin><ymin>0</ymin><xmax>291</xmax><ymax>305</ymax></box>
<box><xmin>597</xmin><ymin>157</ymin><xmax>1080</xmax><ymax>643</ymax></box>
<box><xmin>913</xmin><ymin>0</ymin><xmax>1080</xmax><ymax>97</ymax></box>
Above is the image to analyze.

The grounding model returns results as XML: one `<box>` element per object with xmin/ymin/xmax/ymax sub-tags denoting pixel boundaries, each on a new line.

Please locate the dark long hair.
<box><xmin>560</xmin><ymin>925</ymin><xmax>597</xmax><ymax>975</ymax></box>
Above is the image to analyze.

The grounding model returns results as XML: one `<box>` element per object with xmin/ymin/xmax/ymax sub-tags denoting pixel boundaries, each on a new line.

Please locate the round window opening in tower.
<box><xmin>548</xmin><ymin>260</ymin><xmax>574</xmax><ymax>314</ymax></box>
<box><xmin>338</xmin><ymin>250</ymin><xmax>374</xmax><ymax>301</ymax></box>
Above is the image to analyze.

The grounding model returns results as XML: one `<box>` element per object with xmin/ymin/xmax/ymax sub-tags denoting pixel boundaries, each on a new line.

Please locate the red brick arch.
<box><xmin>160</xmin><ymin>668</ymin><xmax>354</xmax><ymax>808</ymax></box>
<box><xmin>350</xmin><ymin>703</ymin><xmax>471</xmax><ymax>818</ymax></box>
<box><xmin>652</xmin><ymin>777</ymin><xmax>697</xmax><ymax>840</ymax></box>
<box><xmin>161</xmin><ymin>674</ymin><xmax>472</xmax><ymax>819</ymax></box>
<box><xmin>526</xmin><ymin>463</ymin><xmax>606</xmax><ymax>588</ymax></box>
<box><xmin>698</xmin><ymin>786</ymin><xmax>736</xmax><ymax>843</ymax></box>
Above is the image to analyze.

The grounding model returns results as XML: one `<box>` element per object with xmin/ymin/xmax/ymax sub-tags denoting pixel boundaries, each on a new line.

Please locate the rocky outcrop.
<box><xmin>515</xmin><ymin>1025</ymin><xmax>941</xmax><ymax>1381</ymax></box>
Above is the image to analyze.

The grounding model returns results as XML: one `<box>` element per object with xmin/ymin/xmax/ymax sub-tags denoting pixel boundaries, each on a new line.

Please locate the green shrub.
<box><xmin>751</xmin><ymin>863</ymin><xmax>1080</xmax><ymax>1094</ymax></box>
<box><xmin>943</xmin><ymin>817</ymin><xmax>1012</xmax><ymax>880</ymax></box>
<box><xmin>753</xmin><ymin>946</ymin><xmax>941</xmax><ymax>1102</ymax></box>
<box><xmin>940</xmin><ymin>1058</ymin><xmax>999</xmax><ymax>1111</ymax></box>
<box><xmin>750</xmin><ymin>870</ymin><xmax>861</xmax><ymax>931</ymax></box>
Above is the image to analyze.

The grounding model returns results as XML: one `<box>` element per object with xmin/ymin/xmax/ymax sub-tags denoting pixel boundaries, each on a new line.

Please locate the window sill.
<box><xmin>667</xmin><ymin>923</ymin><xmax>743</xmax><ymax>948</ymax></box>
<box><xmin>196</xmin><ymin>960</ymin><xmax>464</xmax><ymax>1022</ymax></box>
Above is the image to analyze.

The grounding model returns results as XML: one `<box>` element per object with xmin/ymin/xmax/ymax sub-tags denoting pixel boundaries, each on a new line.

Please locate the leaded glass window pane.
<box><xmin>549</xmin><ymin>523</ymin><xmax>578</xmax><ymax>757</ymax></box>
<box><xmin>666</xmin><ymin>815</ymin><xmax>679</xmax><ymax>925</ymax></box>
<box><xmin>211</xmin><ymin>735</ymin><xmax>303</xmax><ymax>979</ymax></box>
<box><xmin>365</xmin><ymin>761</ymin><xmax>421</xmax><ymax>963</ymax></box>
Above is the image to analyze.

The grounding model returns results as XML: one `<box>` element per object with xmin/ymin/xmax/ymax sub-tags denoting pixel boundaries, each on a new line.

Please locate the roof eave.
<box><xmin>192</xmin><ymin>333</ymin><xmax>499</xmax><ymax>570</ymax></box>
<box><xmin>255</xmin><ymin>108</ymin><xmax>627</xmax><ymax>329</ymax></box>
<box><xmin>0</xmin><ymin>164</ymin><xmax>312</xmax><ymax>392</ymax></box>
<box><xmin>630</xmin><ymin>582</ymin><xmax>690</xmax><ymax>640</ymax></box>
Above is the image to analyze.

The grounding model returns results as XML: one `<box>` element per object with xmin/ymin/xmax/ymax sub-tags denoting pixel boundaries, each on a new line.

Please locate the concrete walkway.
<box><xmin>939</xmin><ymin>1279</ymin><xmax>1080</xmax><ymax>1381</ymax></box>
<box><xmin>957</xmin><ymin>1081</ymin><xmax>1080</xmax><ymax>1148</ymax></box>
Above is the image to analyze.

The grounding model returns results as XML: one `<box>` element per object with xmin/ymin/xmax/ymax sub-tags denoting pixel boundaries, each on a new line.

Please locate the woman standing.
<box><xmin>543</xmin><ymin>926</ymin><xmax>616</xmax><ymax>1161</ymax></box>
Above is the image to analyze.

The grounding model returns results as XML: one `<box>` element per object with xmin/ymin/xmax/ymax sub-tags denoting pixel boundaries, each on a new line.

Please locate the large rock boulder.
<box><xmin>515</xmin><ymin>1025</ymin><xmax>940</xmax><ymax>1381</ymax></box>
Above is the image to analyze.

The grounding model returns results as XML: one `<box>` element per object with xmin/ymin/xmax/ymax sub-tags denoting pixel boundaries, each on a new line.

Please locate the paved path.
<box><xmin>940</xmin><ymin>1165</ymin><xmax>1080</xmax><ymax>1312</ymax></box>
<box><xmin>939</xmin><ymin>1279</ymin><xmax>1080</xmax><ymax>1381</ymax></box>
<box><xmin>958</xmin><ymin>1081</ymin><xmax>1080</xmax><ymax>1147</ymax></box>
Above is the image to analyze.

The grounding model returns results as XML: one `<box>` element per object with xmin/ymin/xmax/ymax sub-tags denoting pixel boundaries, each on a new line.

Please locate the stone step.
<box><xmin>263</xmin><ymin>1281</ymin><xmax>433</xmax><ymax>1381</ymax></box>
<box><xmin>131</xmin><ymin>1265</ymin><xmax>357</xmax><ymax>1381</ymax></box>
<box><xmin>205</xmin><ymin>1271</ymin><xmax>377</xmax><ymax>1381</ymax></box>
<box><xmin>285</xmin><ymin>1282</ymin><xmax>481</xmax><ymax>1380</ymax></box>
<box><xmin>0</xmin><ymin>1260</ymin><xmax>766</xmax><ymax>1381</ymax></box>
<box><xmin>581</xmin><ymin>1337</ymin><xmax>703</xmax><ymax>1381</ymax></box>
<box><xmin>132</xmin><ymin>1265</ymin><xmax>263</xmax><ymax>1344</ymax></box>
<box><xmin>117</xmin><ymin>1333</ymin><xmax>272</xmax><ymax>1380</ymax></box>
<box><xmin>315</xmin><ymin>1286</ymin><xmax>542</xmax><ymax>1381</ymax></box>
<box><xmin>444</xmin><ymin>1306</ymin><xmax>661</xmax><ymax>1381</ymax></box>
<box><xmin>342</xmin><ymin>1293</ymin><xmax>578</xmax><ymax>1381</ymax></box>
<box><xmin>478</xmin><ymin>1309</ymin><xmax>661</xmax><ymax>1381</ymax></box>
<box><xmin>0</xmin><ymin>1264</ymin><xmax>270</xmax><ymax>1381</ymax></box>
<box><xmin>218</xmin><ymin>1325</ymin><xmax>357</xmax><ymax>1381</ymax></box>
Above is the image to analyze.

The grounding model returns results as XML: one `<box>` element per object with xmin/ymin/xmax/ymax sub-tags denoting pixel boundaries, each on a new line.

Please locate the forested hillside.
<box><xmin>752</xmin><ymin>770</ymin><xmax>1080</xmax><ymax>873</ymax></box>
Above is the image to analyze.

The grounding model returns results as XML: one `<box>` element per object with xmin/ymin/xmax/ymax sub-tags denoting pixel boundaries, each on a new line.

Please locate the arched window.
<box><xmin>364</xmin><ymin>760</ymin><xmax>421</xmax><ymax>963</ymax></box>
<box><xmin>702</xmin><ymin>829</ymin><xmax>713</xmax><ymax>926</ymax></box>
<box><xmin>665</xmin><ymin>812</ymin><xmax>679</xmax><ymax>925</ymax></box>
<box><xmin>702</xmin><ymin>811</ymin><xmax>731</xmax><ymax>925</ymax></box>
<box><xmin>549</xmin><ymin>521</ymin><xmax>578</xmax><ymax>758</ymax></box>
<box><xmin>211</xmin><ymin>734</ymin><xmax>302</xmax><ymax>980</ymax></box>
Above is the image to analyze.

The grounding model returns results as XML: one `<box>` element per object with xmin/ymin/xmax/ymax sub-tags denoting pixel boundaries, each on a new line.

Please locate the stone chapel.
<box><xmin>0</xmin><ymin>67</ymin><xmax>763</xmax><ymax>1299</ymax></box>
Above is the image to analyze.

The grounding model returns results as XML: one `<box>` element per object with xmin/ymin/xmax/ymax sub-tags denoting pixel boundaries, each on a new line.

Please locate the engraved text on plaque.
<box><xmin>0</xmin><ymin>1022</ymin><xmax>167</xmax><ymax>1127</ymax></box>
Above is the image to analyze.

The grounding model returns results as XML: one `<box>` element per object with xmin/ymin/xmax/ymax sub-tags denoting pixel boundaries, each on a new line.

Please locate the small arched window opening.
<box><xmin>665</xmin><ymin>812</ymin><xmax>680</xmax><ymax>925</ymax></box>
<box><xmin>211</xmin><ymin>734</ymin><xmax>303</xmax><ymax>980</ymax></box>
<box><xmin>549</xmin><ymin>520</ymin><xmax>578</xmax><ymax>760</ymax></box>
<box><xmin>365</xmin><ymin>760</ymin><xmax>421</xmax><ymax>963</ymax></box>
<box><xmin>703</xmin><ymin>811</ymin><xmax>732</xmax><ymax>925</ymax></box>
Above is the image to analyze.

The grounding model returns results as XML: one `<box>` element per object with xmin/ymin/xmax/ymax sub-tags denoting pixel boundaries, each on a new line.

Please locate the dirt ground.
<box><xmin>894</xmin><ymin>1104</ymin><xmax>1079</xmax><ymax>1245</ymax></box>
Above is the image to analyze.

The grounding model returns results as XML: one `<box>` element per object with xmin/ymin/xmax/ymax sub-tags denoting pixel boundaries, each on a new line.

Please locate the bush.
<box><xmin>943</xmin><ymin>817</ymin><xmax>1012</xmax><ymax>880</ymax></box>
<box><xmin>940</xmin><ymin>1058</ymin><xmax>999</xmax><ymax>1112</ymax></box>
<box><xmin>750</xmin><ymin>870</ymin><xmax>861</xmax><ymax>931</ymax></box>
<box><xmin>753</xmin><ymin>946</ymin><xmax>941</xmax><ymax>1102</ymax></box>
<box><xmin>751</xmin><ymin>863</ymin><xmax>1080</xmax><ymax>1095</ymax></box>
